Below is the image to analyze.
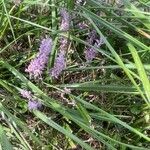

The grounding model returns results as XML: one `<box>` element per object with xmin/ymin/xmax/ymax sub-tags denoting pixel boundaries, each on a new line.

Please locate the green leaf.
<box><xmin>127</xmin><ymin>43</ymin><xmax>150</xmax><ymax>105</ymax></box>
<box><xmin>60</xmin><ymin>83</ymin><xmax>139</xmax><ymax>94</ymax></box>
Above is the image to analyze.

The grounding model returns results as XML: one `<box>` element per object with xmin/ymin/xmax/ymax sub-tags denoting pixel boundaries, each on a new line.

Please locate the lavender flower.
<box><xmin>49</xmin><ymin>9</ymin><xmax>69</xmax><ymax>79</ymax></box>
<box><xmin>28</xmin><ymin>100</ymin><xmax>42</xmax><ymax>110</ymax></box>
<box><xmin>85</xmin><ymin>30</ymin><xmax>105</xmax><ymax>62</ymax></box>
<box><xmin>96</xmin><ymin>37</ymin><xmax>105</xmax><ymax>47</ymax></box>
<box><xmin>20</xmin><ymin>89</ymin><xmax>32</xmax><ymax>100</ymax></box>
<box><xmin>88</xmin><ymin>30</ymin><xmax>97</xmax><ymax>44</ymax></box>
<box><xmin>60</xmin><ymin>8</ymin><xmax>70</xmax><ymax>31</ymax></box>
<box><xmin>20</xmin><ymin>89</ymin><xmax>42</xmax><ymax>110</ymax></box>
<box><xmin>39</xmin><ymin>38</ymin><xmax>52</xmax><ymax>55</ymax></box>
<box><xmin>50</xmin><ymin>50</ymin><xmax>66</xmax><ymax>78</ymax></box>
<box><xmin>25</xmin><ymin>38</ymin><xmax>52</xmax><ymax>79</ymax></box>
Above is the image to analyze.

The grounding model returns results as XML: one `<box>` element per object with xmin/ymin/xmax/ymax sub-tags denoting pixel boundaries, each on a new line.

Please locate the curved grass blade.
<box><xmin>59</xmin><ymin>83</ymin><xmax>139</xmax><ymax>94</ymax></box>
<box><xmin>67</xmin><ymin>109</ymin><xmax>149</xmax><ymax>150</ymax></box>
<box><xmin>90</xmin><ymin>0</ymin><xmax>150</xmax><ymax>39</ymax></box>
<box><xmin>3</xmin><ymin>115</ymin><xmax>32</xmax><ymax>150</ymax></box>
<box><xmin>66</xmin><ymin>64</ymin><xmax>150</xmax><ymax>71</ymax></box>
<box><xmin>2</xmin><ymin>0</ymin><xmax>16</xmax><ymax>41</ymax></box>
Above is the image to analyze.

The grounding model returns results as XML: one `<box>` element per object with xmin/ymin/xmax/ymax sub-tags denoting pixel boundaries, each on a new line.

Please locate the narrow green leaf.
<box><xmin>76</xmin><ymin>102</ymin><xmax>92</xmax><ymax>126</ymax></box>
<box><xmin>2</xmin><ymin>0</ymin><xmax>16</xmax><ymax>41</ymax></box>
<box><xmin>127</xmin><ymin>43</ymin><xmax>150</xmax><ymax>104</ymax></box>
<box><xmin>60</xmin><ymin>83</ymin><xmax>139</xmax><ymax>94</ymax></box>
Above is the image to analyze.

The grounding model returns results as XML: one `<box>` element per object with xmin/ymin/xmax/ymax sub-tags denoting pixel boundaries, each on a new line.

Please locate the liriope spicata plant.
<box><xmin>0</xmin><ymin>0</ymin><xmax>150</xmax><ymax>149</ymax></box>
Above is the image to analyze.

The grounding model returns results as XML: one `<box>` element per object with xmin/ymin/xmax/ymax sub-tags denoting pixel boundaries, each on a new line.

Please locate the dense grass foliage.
<box><xmin>0</xmin><ymin>0</ymin><xmax>150</xmax><ymax>149</ymax></box>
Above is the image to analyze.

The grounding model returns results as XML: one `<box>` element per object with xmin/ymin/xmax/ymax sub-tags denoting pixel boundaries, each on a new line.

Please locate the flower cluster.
<box><xmin>28</xmin><ymin>100</ymin><xmax>42</xmax><ymax>110</ymax></box>
<box><xmin>20</xmin><ymin>89</ymin><xmax>32</xmax><ymax>100</ymax></box>
<box><xmin>50</xmin><ymin>8</ymin><xmax>70</xmax><ymax>78</ymax></box>
<box><xmin>25</xmin><ymin>38</ymin><xmax>52</xmax><ymax>79</ymax></box>
<box><xmin>85</xmin><ymin>30</ymin><xmax>105</xmax><ymax>62</ymax></box>
<box><xmin>20</xmin><ymin>89</ymin><xmax>42</xmax><ymax>110</ymax></box>
<box><xmin>25</xmin><ymin>9</ymin><xmax>70</xmax><ymax>80</ymax></box>
<box><xmin>60</xmin><ymin>8</ymin><xmax>70</xmax><ymax>31</ymax></box>
<box><xmin>50</xmin><ymin>50</ymin><xmax>66</xmax><ymax>78</ymax></box>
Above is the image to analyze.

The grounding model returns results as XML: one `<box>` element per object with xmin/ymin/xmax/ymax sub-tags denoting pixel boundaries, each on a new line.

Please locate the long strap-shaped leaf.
<box><xmin>59</xmin><ymin>83</ymin><xmax>139</xmax><ymax>94</ymax></box>
<box><xmin>0</xmin><ymin>103</ymin><xmax>94</xmax><ymax>150</ymax></box>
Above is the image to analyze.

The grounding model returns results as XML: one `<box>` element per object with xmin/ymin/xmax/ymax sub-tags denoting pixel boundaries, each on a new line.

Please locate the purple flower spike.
<box><xmin>50</xmin><ymin>51</ymin><xmax>66</xmax><ymax>78</ymax></box>
<box><xmin>85</xmin><ymin>30</ymin><xmax>105</xmax><ymax>62</ymax></box>
<box><xmin>28</xmin><ymin>100</ymin><xmax>42</xmax><ymax>110</ymax></box>
<box><xmin>49</xmin><ymin>9</ymin><xmax>69</xmax><ymax>79</ymax></box>
<box><xmin>60</xmin><ymin>8</ymin><xmax>70</xmax><ymax>31</ymax></box>
<box><xmin>25</xmin><ymin>38</ymin><xmax>53</xmax><ymax>79</ymax></box>
<box><xmin>20</xmin><ymin>89</ymin><xmax>32</xmax><ymax>100</ymax></box>
<box><xmin>39</xmin><ymin>38</ymin><xmax>52</xmax><ymax>54</ymax></box>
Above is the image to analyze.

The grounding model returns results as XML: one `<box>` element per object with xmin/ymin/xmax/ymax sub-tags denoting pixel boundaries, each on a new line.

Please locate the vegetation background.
<box><xmin>0</xmin><ymin>0</ymin><xmax>150</xmax><ymax>149</ymax></box>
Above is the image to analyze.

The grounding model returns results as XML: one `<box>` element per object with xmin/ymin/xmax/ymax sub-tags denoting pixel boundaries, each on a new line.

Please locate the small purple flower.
<box><xmin>25</xmin><ymin>38</ymin><xmax>52</xmax><ymax>79</ymax></box>
<box><xmin>28</xmin><ymin>100</ymin><xmax>42</xmax><ymax>110</ymax></box>
<box><xmin>50</xmin><ymin>50</ymin><xmax>66</xmax><ymax>78</ymax></box>
<box><xmin>88</xmin><ymin>30</ymin><xmax>97</xmax><ymax>44</ymax></box>
<box><xmin>49</xmin><ymin>9</ymin><xmax>69</xmax><ymax>79</ymax></box>
<box><xmin>20</xmin><ymin>89</ymin><xmax>42</xmax><ymax>110</ymax></box>
<box><xmin>20</xmin><ymin>89</ymin><xmax>32</xmax><ymax>100</ymax></box>
<box><xmin>39</xmin><ymin>38</ymin><xmax>52</xmax><ymax>55</ymax></box>
<box><xmin>85</xmin><ymin>30</ymin><xmax>105</xmax><ymax>62</ymax></box>
<box><xmin>60</xmin><ymin>8</ymin><xmax>70</xmax><ymax>31</ymax></box>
